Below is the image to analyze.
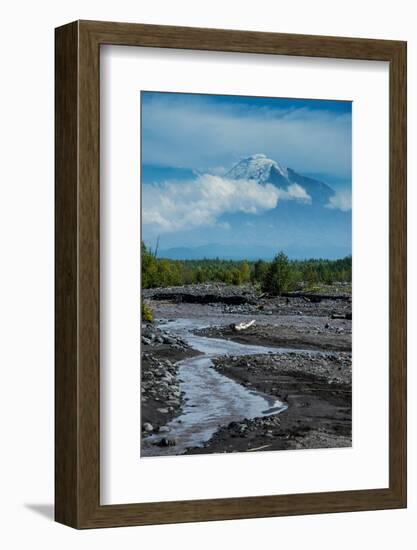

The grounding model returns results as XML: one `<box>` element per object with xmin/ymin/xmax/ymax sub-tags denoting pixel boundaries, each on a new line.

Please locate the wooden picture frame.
<box><xmin>55</xmin><ymin>20</ymin><xmax>407</xmax><ymax>528</ymax></box>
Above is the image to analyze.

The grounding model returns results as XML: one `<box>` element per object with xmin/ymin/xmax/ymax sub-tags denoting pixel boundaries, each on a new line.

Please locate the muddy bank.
<box><xmin>141</xmin><ymin>323</ymin><xmax>200</xmax><ymax>437</ymax></box>
<box><xmin>150</xmin><ymin>291</ymin><xmax>255</xmax><ymax>306</ymax></box>
<box><xmin>143</xmin><ymin>282</ymin><xmax>351</xmax><ymax>318</ymax></box>
<box><xmin>186</xmin><ymin>351</ymin><xmax>351</xmax><ymax>454</ymax></box>
<box><xmin>195</xmin><ymin>321</ymin><xmax>351</xmax><ymax>352</ymax></box>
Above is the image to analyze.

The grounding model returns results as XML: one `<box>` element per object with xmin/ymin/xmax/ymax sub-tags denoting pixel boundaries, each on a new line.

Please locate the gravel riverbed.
<box><xmin>141</xmin><ymin>282</ymin><xmax>352</xmax><ymax>455</ymax></box>
<box><xmin>141</xmin><ymin>322</ymin><xmax>200</xmax><ymax>444</ymax></box>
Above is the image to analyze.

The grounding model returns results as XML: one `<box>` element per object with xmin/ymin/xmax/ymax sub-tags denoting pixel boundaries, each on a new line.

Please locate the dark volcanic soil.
<box><xmin>143</xmin><ymin>282</ymin><xmax>352</xmax><ymax>318</ymax></box>
<box><xmin>186</xmin><ymin>351</ymin><xmax>352</xmax><ymax>454</ymax></box>
<box><xmin>195</xmin><ymin>321</ymin><xmax>351</xmax><ymax>352</ymax></box>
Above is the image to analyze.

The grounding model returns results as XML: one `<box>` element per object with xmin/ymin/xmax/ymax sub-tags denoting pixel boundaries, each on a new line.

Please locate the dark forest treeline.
<box><xmin>142</xmin><ymin>242</ymin><xmax>351</xmax><ymax>294</ymax></box>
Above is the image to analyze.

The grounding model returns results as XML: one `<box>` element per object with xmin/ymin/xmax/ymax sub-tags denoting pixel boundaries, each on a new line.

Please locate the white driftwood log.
<box><xmin>232</xmin><ymin>319</ymin><xmax>255</xmax><ymax>332</ymax></box>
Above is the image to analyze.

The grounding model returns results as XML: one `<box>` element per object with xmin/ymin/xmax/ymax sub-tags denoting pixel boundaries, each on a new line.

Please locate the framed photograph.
<box><xmin>55</xmin><ymin>20</ymin><xmax>407</xmax><ymax>528</ymax></box>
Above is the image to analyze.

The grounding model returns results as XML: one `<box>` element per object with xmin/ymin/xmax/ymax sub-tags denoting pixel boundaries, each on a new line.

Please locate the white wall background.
<box><xmin>0</xmin><ymin>0</ymin><xmax>415</xmax><ymax>547</ymax></box>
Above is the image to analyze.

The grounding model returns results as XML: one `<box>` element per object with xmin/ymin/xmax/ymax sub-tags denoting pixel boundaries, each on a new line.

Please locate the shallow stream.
<box><xmin>142</xmin><ymin>318</ymin><xmax>291</xmax><ymax>456</ymax></box>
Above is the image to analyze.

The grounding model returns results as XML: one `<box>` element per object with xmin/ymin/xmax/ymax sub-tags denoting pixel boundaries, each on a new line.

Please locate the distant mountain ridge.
<box><xmin>158</xmin><ymin>243</ymin><xmax>351</xmax><ymax>261</ymax></box>
<box><xmin>226</xmin><ymin>154</ymin><xmax>335</xmax><ymax>205</ymax></box>
<box><xmin>159</xmin><ymin>243</ymin><xmax>275</xmax><ymax>261</ymax></box>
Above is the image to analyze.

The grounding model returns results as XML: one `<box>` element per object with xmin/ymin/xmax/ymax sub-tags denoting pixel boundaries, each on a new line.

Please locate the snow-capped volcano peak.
<box><xmin>226</xmin><ymin>154</ymin><xmax>288</xmax><ymax>183</ymax></box>
<box><xmin>225</xmin><ymin>153</ymin><xmax>336</xmax><ymax>206</ymax></box>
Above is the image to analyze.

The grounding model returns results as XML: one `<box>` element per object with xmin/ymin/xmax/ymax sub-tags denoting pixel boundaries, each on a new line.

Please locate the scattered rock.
<box><xmin>143</xmin><ymin>282</ymin><xmax>351</xmax><ymax>319</ymax></box>
<box><xmin>158</xmin><ymin>426</ymin><xmax>171</xmax><ymax>433</ymax></box>
<box><xmin>141</xmin><ymin>323</ymin><xmax>201</xmax><ymax>441</ymax></box>
<box><xmin>157</xmin><ymin>437</ymin><xmax>177</xmax><ymax>447</ymax></box>
<box><xmin>142</xmin><ymin>422</ymin><xmax>153</xmax><ymax>432</ymax></box>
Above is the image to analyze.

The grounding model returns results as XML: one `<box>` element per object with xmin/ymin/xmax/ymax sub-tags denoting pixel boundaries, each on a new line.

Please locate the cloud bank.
<box><xmin>141</xmin><ymin>93</ymin><xmax>352</xmax><ymax>179</ymax></box>
<box><xmin>326</xmin><ymin>190</ymin><xmax>352</xmax><ymax>212</ymax></box>
<box><xmin>142</xmin><ymin>174</ymin><xmax>311</xmax><ymax>232</ymax></box>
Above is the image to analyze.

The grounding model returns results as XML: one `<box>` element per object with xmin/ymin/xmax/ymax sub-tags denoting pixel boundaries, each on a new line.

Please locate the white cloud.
<box><xmin>280</xmin><ymin>183</ymin><xmax>311</xmax><ymax>203</ymax></box>
<box><xmin>142</xmin><ymin>174</ymin><xmax>310</xmax><ymax>232</ymax></box>
<box><xmin>142</xmin><ymin>95</ymin><xmax>352</xmax><ymax>179</ymax></box>
<box><xmin>326</xmin><ymin>190</ymin><xmax>352</xmax><ymax>211</ymax></box>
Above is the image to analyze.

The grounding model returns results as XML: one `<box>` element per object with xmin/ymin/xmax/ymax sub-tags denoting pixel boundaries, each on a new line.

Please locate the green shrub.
<box><xmin>261</xmin><ymin>252</ymin><xmax>294</xmax><ymax>296</ymax></box>
<box><xmin>141</xmin><ymin>240</ymin><xmax>352</xmax><ymax>289</ymax></box>
<box><xmin>142</xmin><ymin>302</ymin><xmax>153</xmax><ymax>323</ymax></box>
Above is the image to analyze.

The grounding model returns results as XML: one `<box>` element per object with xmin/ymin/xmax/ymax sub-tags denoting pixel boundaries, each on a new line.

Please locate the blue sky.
<box><xmin>141</xmin><ymin>91</ymin><xmax>352</xmax><ymax>260</ymax></box>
